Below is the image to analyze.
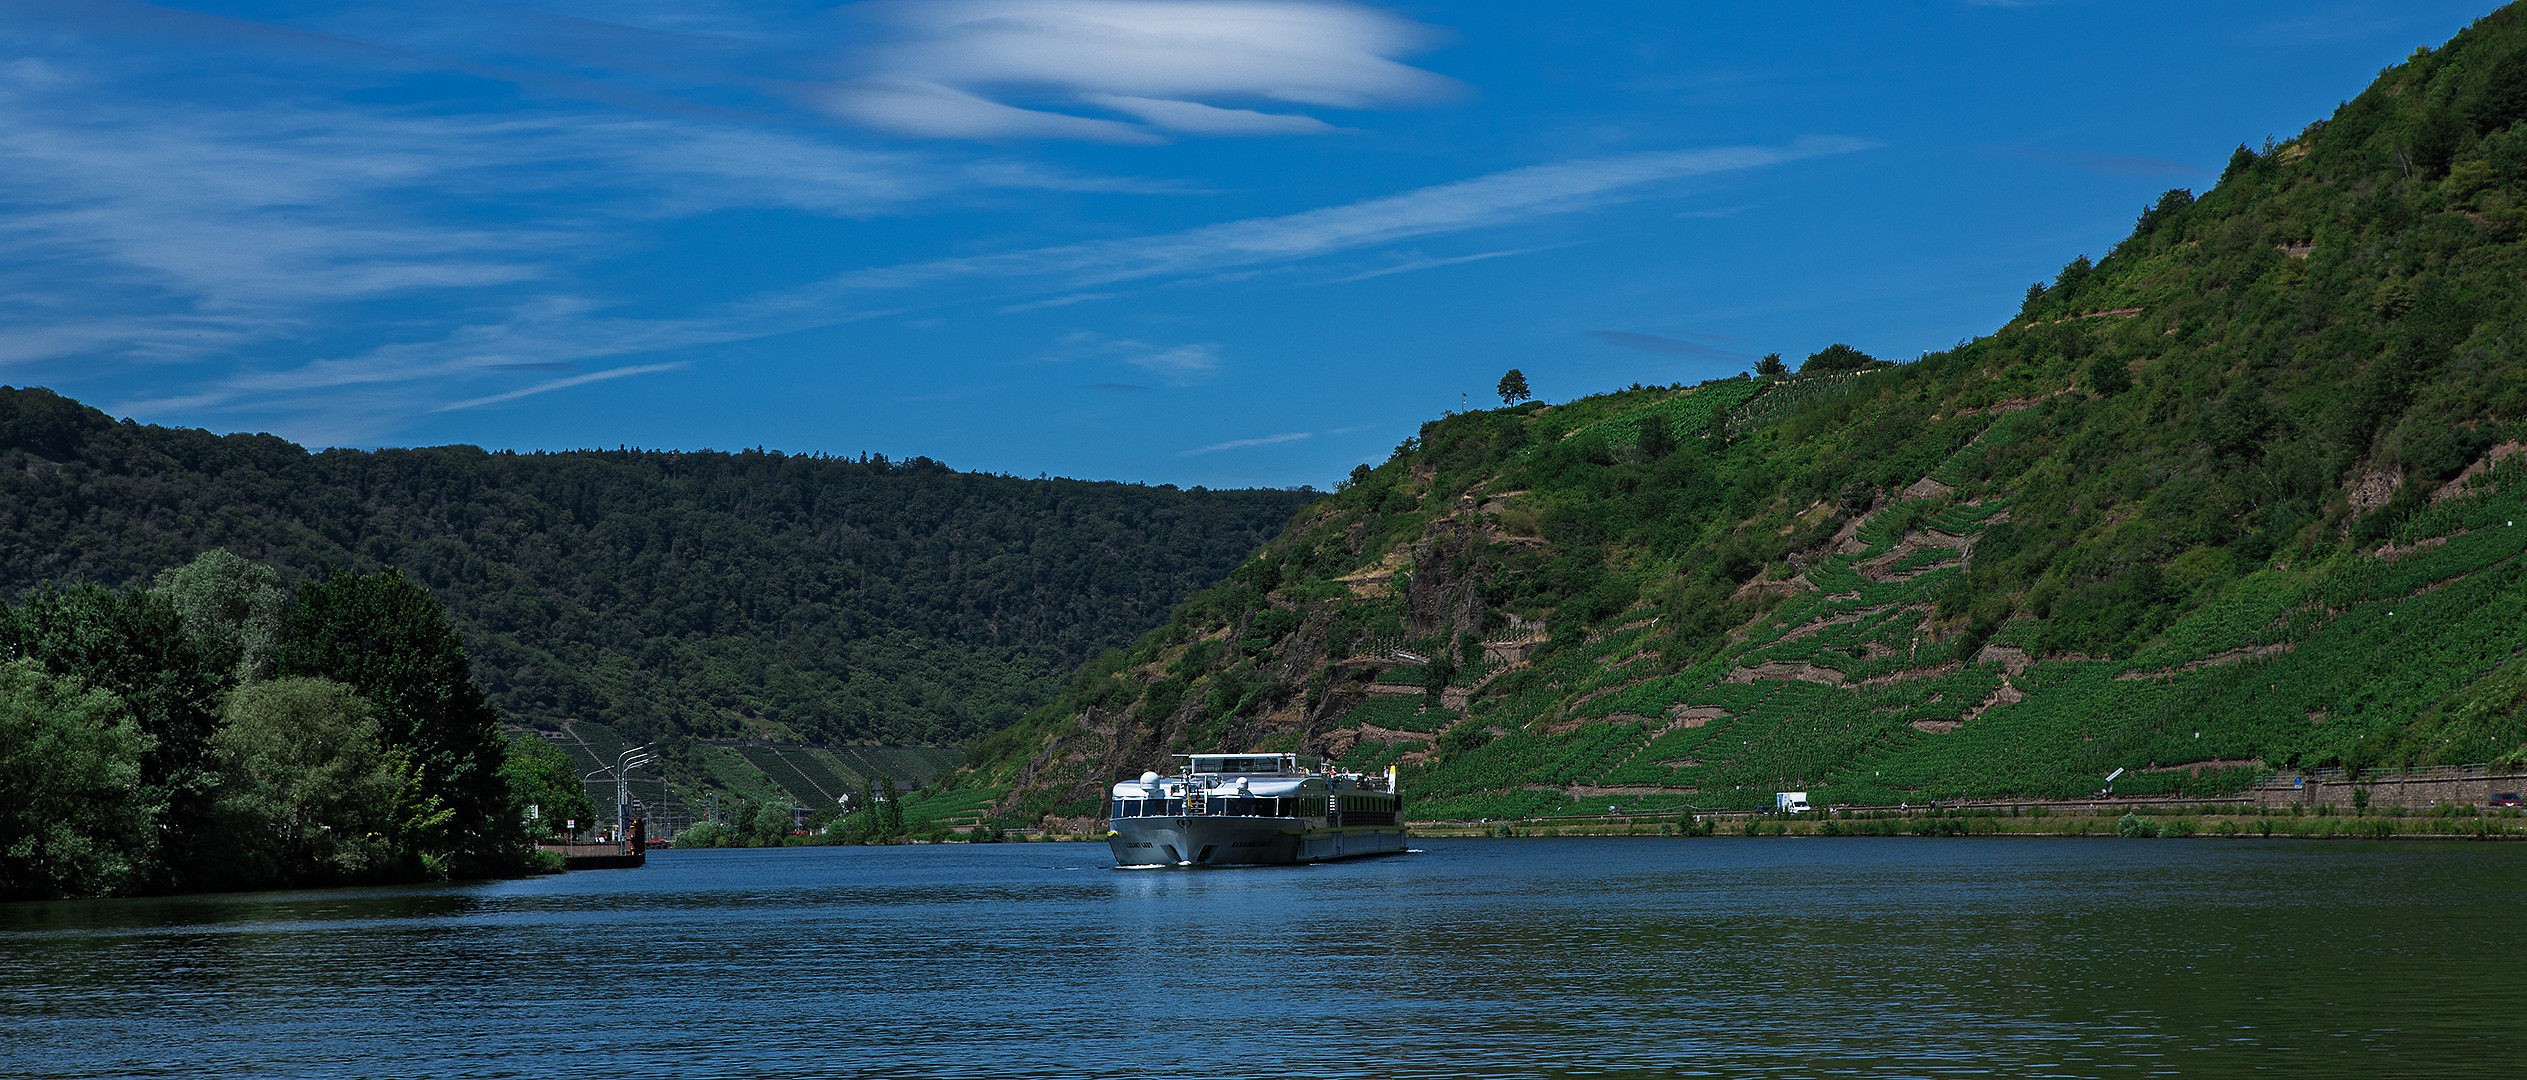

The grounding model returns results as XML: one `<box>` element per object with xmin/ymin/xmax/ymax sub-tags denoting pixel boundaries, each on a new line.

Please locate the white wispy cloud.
<box><xmin>772</xmin><ymin>137</ymin><xmax>1873</xmax><ymax>305</ymax></box>
<box><xmin>0</xmin><ymin>0</ymin><xmax>1867</xmax><ymax>445</ymax></box>
<box><xmin>1083</xmin><ymin>93</ymin><xmax>1347</xmax><ymax>135</ymax></box>
<box><xmin>998</xmin><ymin>292</ymin><xmax>1119</xmax><ymax>313</ymax></box>
<box><xmin>1181</xmin><ymin>430</ymin><xmax>1311</xmax><ymax>455</ymax></box>
<box><xmin>826</xmin><ymin>0</ymin><xmax>1457</xmax><ymax>141</ymax></box>
<box><xmin>197</xmin><ymin>137</ymin><xmax>1860</xmax><ymax>418</ymax></box>
<box><xmin>0</xmin><ymin>42</ymin><xmax>1154</xmax><ymax>434</ymax></box>
<box><xmin>1322</xmin><ymin>246</ymin><xmax>1557</xmax><ymax>284</ymax></box>
<box><xmin>1040</xmin><ymin>331</ymin><xmax>1224</xmax><ymax>384</ymax></box>
<box><xmin>433</xmin><ymin>362</ymin><xmax>688</xmax><ymax>412</ymax></box>
<box><xmin>1120</xmin><ymin>341</ymin><xmax>1223</xmax><ymax>376</ymax></box>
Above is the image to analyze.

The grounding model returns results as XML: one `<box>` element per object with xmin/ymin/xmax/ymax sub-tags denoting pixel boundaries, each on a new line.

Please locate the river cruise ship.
<box><xmin>1105</xmin><ymin>753</ymin><xmax>1407</xmax><ymax>866</ymax></box>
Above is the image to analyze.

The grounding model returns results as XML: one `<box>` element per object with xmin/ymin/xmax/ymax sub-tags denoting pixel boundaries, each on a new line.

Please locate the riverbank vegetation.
<box><xmin>958</xmin><ymin>6</ymin><xmax>2527</xmax><ymax>829</ymax></box>
<box><xmin>1414</xmin><ymin>803</ymin><xmax>2527</xmax><ymax>841</ymax></box>
<box><xmin>0</xmin><ymin>551</ymin><xmax>585</xmax><ymax>900</ymax></box>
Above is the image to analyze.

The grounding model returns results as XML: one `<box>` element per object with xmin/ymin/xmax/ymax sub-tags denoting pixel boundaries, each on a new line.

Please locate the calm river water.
<box><xmin>5</xmin><ymin>837</ymin><xmax>2524</xmax><ymax>1078</ymax></box>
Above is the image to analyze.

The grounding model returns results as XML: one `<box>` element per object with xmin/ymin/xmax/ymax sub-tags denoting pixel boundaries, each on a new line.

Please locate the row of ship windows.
<box><xmin>1108</xmin><ymin>796</ymin><xmax>1398</xmax><ymax>819</ymax></box>
<box><xmin>1110</xmin><ymin>797</ymin><xmax>1325</xmax><ymax>818</ymax></box>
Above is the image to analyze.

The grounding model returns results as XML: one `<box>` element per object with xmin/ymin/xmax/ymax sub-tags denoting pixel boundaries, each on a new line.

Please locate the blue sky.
<box><xmin>0</xmin><ymin>0</ymin><xmax>2491</xmax><ymax>488</ymax></box>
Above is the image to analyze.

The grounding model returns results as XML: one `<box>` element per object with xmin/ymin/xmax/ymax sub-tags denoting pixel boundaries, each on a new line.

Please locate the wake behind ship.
<box><xmin>1105</xmin><ymin>753</ymin><xmax>1408</xmax><ymax>866</ymax></box>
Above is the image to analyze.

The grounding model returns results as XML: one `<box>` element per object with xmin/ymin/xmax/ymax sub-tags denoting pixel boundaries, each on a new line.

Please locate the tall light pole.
<box><xmin>583</xmin><ymin>744</ymin><xmax>656</xmax><ymax>841</ymax></box>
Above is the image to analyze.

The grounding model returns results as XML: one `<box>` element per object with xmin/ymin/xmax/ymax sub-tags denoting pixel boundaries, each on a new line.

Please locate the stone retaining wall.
<box><xmin>2252</xmin><ymin>772</ymin><xmax>2527</xmax><ymax>810</ymax></box>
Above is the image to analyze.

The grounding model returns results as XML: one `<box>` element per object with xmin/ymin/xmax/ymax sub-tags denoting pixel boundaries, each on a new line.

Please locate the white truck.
<box><xmin>1775</xmin><ymin>791</ymin><xmax>1811</xmax><ymax>814</ymax></box>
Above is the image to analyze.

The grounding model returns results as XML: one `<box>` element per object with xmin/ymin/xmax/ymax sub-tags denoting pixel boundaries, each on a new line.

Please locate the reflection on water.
<box><xmin>5</xmin><ymin>838</ymin><xmax>2524</xmax><ymax>1078</ymax></box>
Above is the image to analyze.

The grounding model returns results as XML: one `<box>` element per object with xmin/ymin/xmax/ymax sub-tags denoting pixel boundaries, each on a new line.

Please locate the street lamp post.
<box><xmin>582</xmin><ymin>744</ymin><xmax>657</xmax><ymax>843</ymax></box>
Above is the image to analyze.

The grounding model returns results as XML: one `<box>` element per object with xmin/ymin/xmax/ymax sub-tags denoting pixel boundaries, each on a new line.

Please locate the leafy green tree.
<box><xmin>881</xmin><ymin>776</ymin><xmax>909</xmax><ymax>837</ymax></box>
<box><xmin>2131</xmin><ymin>188</ymin><xmax>2195</xmax><ymax>237</ymax></box>
<box><xmin>2051</xmin><ymin>255</ymin><xmax>2095</xmax><ymax>300</ymax></box>
<box><xmin>2018</xmin><ymin>281</ymin><xmax>2050</xmax><ymax>320</ymax></box>
<box><xmin>0</xmin><ymin>585</ymin><xmax>223</xmax><ymax>888</ymax></box>
<box><xmin>747</xmin><ymin>798</ymin><xmax>794</xmax><ymax>846</ymax></box>
<box><xmin>500</xmin><ymin>735</ymin><xmax>595</xmax><ymax>840</ymax></box>
<box><xmin>1755</xmin><ymin>353</ymin><xmax>1786</xmax><ymax>377</ymax></box>
<box><xmin>272</xmin><ymin>569</ymin><xmax>515</xmax><ymax>873</ymax></box>
<box><xmin>852</xmin><ymin>774</ymin><xmax>905</xmax><ymax>841</ymax></box>
<box><xmin>1637</xmin><ymin>414</ymin><xmax>1677</xmax><ymax>460</ymax></box>
<box><xmin>2085</xmin><ymin>355</ymin><xmax>2134</xmax><ymax>396</ymax></box>
<box><xmin>2219</xmin><ymin>143</ymin><xmax>2256</xmax><ymax>183</ymax></box>
<box><xmin>202</xmin><ymin>678</ymin><xmax>403</xmax><ymax>888</ymax></box>
<box><xmin>1800</xmin><ymin>344</ymin><xmax>1877</xmax><ymax>373</ymax></box>
<box><xmin>1422</xmin><ymin>647</ymin><xmax>1455</xmax><ymax>708</ymax></box>
<box><xmin>1497</xmin><ymin>369</ymin><xmax>1531</xmax><ymax>406</ymax></box>
<box><xmin>154</xmin><ymin>549</ymin><xmax>287</xmax><ymax>685</ymax></box>
<box><xmin>0</xmin><ymin>660</ymin><xmax>158</xmax><ymax>900</ymax></box>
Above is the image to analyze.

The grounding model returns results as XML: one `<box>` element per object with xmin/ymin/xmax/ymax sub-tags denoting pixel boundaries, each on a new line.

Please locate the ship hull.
<box><xmin>1107</xmin><ymin>816</ymin><xmax>1407</xmax><ymax>866</ymax></box>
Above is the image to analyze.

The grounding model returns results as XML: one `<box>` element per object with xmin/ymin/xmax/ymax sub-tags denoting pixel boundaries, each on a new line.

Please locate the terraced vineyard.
<box><xmin>523</xmin><ymin>720</ymin><xmax>962</xmax><ymax>813</ymax></box>
<box><xmin>956</xmin><ymin>14</ymin><xmax>2527</xmax><ymax>828</ymax></box>
<box><xmin>1396</xmin><ymin>424</ymin><xmax>2527</xmax><ymax>817</ymax></box>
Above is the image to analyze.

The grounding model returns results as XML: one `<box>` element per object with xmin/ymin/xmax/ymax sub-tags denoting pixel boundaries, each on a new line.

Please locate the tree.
<box><xmin>2051</xmin><ymin>255</ymin><xmax>2095</xmax><ymax>301</ymax></box>
<box><xmin>1637</xmin><ymin>413</ymin><xmax>1677</xmax><ymax>460</ymax></box>
<box><xmin>0</xmin><ymin>660</ymin><xmax>158</xmax><ymax>900</ymax></box>
<box><xmin>500</xmin><ymin>734</ymin><xmax>595</xmax><ymax>841</ymax></box>
<box><xmin>747</xmin><ymin>799</ymin><xmax>794</xmax><ymax>846</ymax></box>
<box><xmin>853</xmin><ymin>774</ymin><xmax>906</xmax><ymax>841</ymax></box>
<box><xmin>2132</xmin><ymin>188</ymin><xmax>2195</xmax><ymax>237</ymax></box>
<box><xmin>203</xmin><ymin>678</ymin><xmax>404</xmax><ymax>889</ymax></box>
<box><xmin>2085</xmin><ymin>355</ymin><xmax>2134</xmax><ymax>396</ymax></box>
<box><xmin>1754</xmin><ymin>353</ymin><xmax>1786</xmax><ymax>377</ymax></box>
<box><xmin>154</xmin><ymin>549</ymin><xmax>288</xmax><ymax>685</ymax></box>
<box><xmin>1497</xmin><ymin>369</ymin><xmax>1531</xmax><ymax>406</ymax></box>
<box><xmin>0</xmin><ymin>386</ymin><xmax>1314</xmax><ymax>752</ymax></box>
<box><xmin>2220</xmin><ymin>143</ymin><xmax>2256</xmax><ymax>183</ymax></box>
<box><xmin>272</xmin><ymin>569</ymin><xmax>515</xmax><ymax>873</ymax></box>
<box><xmin>0</xmin><ymin>584</ymin><xmax>224</xmax><ymax>889</ymax></box>
<box><xmin>1422</xmin><ymin>648</ymin><xmax>1455</xmax><ymax>708</ymax></box>
<box><xmin>1800</xmin><ymin>343</ymin><xmax>1877</xmax><ymax>373</ymax></box>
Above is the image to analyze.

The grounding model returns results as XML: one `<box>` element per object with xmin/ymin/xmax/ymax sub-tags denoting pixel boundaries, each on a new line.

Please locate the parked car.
<box><xmin>2490</xmin><ymin>793</ymin><xmax>2522</xmax><ymax>808</ymax></box>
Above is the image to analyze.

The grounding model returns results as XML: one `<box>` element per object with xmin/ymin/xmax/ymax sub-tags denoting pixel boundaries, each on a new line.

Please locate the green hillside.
<box><xmin>959</xmin><ymin>8</ymin><xmax>2527</xmax><ymax>826</ymax></box>
<box><xmin>0</xmin><ymin>393</ymin><xmax>1313</xmax><ymax>747</ymax></box>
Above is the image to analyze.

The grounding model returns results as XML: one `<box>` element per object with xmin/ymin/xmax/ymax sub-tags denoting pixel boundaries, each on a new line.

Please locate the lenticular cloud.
<box><xmin>823</xmin><ymin>0</ymin><xmax>1457</xmax><ymax>140</ymax></box>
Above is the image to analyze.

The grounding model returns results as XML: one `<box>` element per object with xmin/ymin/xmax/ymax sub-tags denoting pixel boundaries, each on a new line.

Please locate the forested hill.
<box><xmin>961</xmin><ymin>7</ymin><xmax>2527</xmax><ymax>828</ymax></box>
<box><xmin>0</xmin><ymin>390</ymin><xmax>1315</xmax><ymax>746</ymax></box>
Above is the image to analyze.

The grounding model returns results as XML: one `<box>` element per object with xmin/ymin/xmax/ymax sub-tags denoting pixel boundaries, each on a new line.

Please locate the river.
<box><xmin>5</xmin><ymin>837</ymin><xmax>2523</xmax><ymax>1078</ymax></box>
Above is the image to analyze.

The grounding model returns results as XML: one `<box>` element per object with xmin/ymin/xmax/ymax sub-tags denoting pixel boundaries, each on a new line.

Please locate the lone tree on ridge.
<box><xmin>1496</xmin><ymin>369</ymin><xmax>1530</xmax><ymax>406</ymax></box>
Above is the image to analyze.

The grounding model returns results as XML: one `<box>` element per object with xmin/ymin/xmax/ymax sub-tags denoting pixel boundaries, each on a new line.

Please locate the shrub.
<box><xmin>1802</xmin><ymin>344</ymin><xmax>1877</xmax><ymax>373</ymax></box>
<box><xmin>2118</xmin><ymin>812</ymin><xmax>2152</xmax><ymax>838</ymax></box>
